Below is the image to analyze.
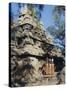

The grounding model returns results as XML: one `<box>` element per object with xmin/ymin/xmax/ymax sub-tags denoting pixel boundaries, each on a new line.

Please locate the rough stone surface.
<box><xmin>10</xmin><ymin>6</ymin><xmax>65</xmax><ymax>87</ymax></box>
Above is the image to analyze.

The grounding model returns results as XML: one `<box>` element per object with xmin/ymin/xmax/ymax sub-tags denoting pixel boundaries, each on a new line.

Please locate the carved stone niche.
<box><xmin>15</xmin><ymin>37</ymin><xmax>23</xmax><ymax>48</ymax></box>
<box><xmin>22</xmin><ymin>24</ymin><xmax>33</xmax><ymax>30</ymax></box>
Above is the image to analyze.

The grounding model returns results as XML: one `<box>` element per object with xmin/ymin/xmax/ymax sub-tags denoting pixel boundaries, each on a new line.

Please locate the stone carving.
<box><xmin>10</xmin><ymin>5</ymin><xmax>65</xmax><ymax>87</ymax></box>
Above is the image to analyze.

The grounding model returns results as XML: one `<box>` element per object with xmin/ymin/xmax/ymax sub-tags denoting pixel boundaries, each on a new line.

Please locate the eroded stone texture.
<box><xmin>10</xmin><ymin>5</ymin><xmax>65</xmax><ymax>87</ymax></box>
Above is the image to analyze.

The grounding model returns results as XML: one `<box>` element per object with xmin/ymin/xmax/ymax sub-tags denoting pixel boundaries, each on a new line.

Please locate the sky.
<box><xmin>41</xmin><ymin>5</ymin><xmax>54</xmax><ymax>28</ymax></box>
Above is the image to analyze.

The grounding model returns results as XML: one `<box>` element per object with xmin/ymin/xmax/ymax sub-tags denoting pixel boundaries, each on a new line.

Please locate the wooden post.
<box><xmin>45</xmin><ymin>58</ymin><xmax>49</xmax><ymax>75</ymax></box>
<box><xmin>48</xmin><ymin>62</ymin><xmax>52</xmax><ymax>75</ymax></box>
<box><xmin>51</xmin><ymin>58</ymin><xmax>55</xmax><ymax>75</ymax></box>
